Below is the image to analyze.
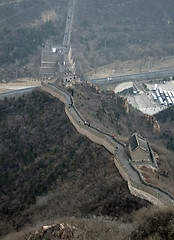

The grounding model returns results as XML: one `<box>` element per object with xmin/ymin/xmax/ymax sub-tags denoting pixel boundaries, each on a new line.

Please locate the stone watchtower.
<box><xmin>129</xmin><ymin>133</ymin><xmax>153</xmax><ymax>163</ymax></box>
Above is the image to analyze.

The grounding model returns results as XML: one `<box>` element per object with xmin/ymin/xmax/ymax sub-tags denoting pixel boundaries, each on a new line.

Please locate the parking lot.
<box><xmin>116</xmin><ymin>80</ymin><xmax>174</xmax><ymax>115</ymax></box>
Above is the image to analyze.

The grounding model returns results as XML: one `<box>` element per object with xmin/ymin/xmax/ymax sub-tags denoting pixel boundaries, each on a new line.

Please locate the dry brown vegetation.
<box><xmin>0</xmin><ymin>89</ymin><xmax>173</xmax><ymax>239</ymax></box>
<box><xmin>1</xmin><ymin>0</ymin><xmax>174</xmax><ymax>79</ymax></box>
<box><xmin>63</xmin><ymin>82</ymin><xmax>161</xmax><ymax>141</ymax></box>
<box><xmin>0</xmin><ymin>0</ymin><xmax>174</xmax><ymax>238</ymax></box>
<box><xmin>0</xmin><ymin>0</ymin><xmax>67</xmax><ymax>79</ymax></box>
<box><xmin>138</xmin><ymin>144</ymin><xmax>174</xmax><ymax>196</ymax></box>
<box><xmin>58</xmin><ymin>82</ymin><xmax>174</xmax><ymax>196</ymax></box>
<box><xmin>73</xmin><ymin>0</ymin><xmax>174</xmax><ymax>74</ymax></box>
<box><xmin>0</xmin><ymin>90</ymin><xmax>148</xmax><ymax>239</ymax></box>
<box><xmin>2</xmin><ymin>207</ymin><xmax>174</xmax><ymax>240</ymax></box>
<box><xmin>126</xmin><ymin>207</ymin><xmax>174</xmax><ymax>240</ymax></box>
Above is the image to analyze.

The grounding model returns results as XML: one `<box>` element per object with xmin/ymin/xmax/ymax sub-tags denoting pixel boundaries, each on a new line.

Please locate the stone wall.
<box><xmin>41</xmin><ymin>84</ymin><xmax>66</xmax><ymax>104</ymax></box>
<box><xmin>114</xmin><ymin>157</ymin><xmax>129</xmax><ymax>182</ymax></box>
<box><xmin>114</xmin><ymin>153</ymin><xmax>164</xmax><ymax>206</ymax></box>
<box><xmin>128</xmin><ymin>182</ymin><xmax>163</xmax><ymax>206</ymax></box>
<box><xmin>41</xmin><ymin>82</ymin><xmax>174</xmax><ymax>207</ymax></box>
<box><xmin>42</xmin><ymin>83</ymin><xmax>115</xmax><ymax>153</ymax></box>
<box><xmin>65</xmin><ymin>107</ymin><xmax>115</xmax><ymax>154</ymax></box>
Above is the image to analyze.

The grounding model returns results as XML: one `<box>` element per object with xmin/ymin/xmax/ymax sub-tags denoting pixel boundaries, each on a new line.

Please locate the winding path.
<box><xmin>41</xmin><ymin>82</ymin><xmax>174</xmax><ymax>207</ymax></box>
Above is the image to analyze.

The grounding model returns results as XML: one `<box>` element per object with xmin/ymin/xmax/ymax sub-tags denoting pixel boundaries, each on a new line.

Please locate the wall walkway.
<box><xmin>41</xmin><ymin>81</ymin><xmax>174</xmax><ymax>207</ymax></box>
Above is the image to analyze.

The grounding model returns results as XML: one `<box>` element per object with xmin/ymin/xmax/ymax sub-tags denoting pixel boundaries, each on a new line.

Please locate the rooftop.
<box><xmin>129</xmin><ymin>133</ymin><xmax>149</xmax><ymax>152</ymax></box>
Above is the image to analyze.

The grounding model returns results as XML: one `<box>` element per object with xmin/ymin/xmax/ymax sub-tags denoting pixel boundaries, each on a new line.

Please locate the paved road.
<box><xmin>0</xmin><ymin>87</ymin><xmax>39</xmax><ymax>99</ymax></box>
<box><xmin>89</xmin><ymin>68</ymin><xmax>174</xmax><ymax>85</ymax></box>
<box><xmin>47</xmin><ymin>83</ymin><xmax>174</xmax><ymax>205</ymax></box>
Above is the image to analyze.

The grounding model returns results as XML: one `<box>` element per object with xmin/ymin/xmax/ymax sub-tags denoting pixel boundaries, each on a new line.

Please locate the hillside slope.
<box><xmin>155</xmin><ymin>106</ymin><xmax>174</xmax><ymax>154</ymax></box>
<box><xmin>0</xmin><ymin>90</ymin><xmax>148</xmax><ymax>238</ymax></box>
<box><xmin>59</xmin><ymin>82</ymin><xmax>174</xmax><ymax>195</ymax></box>
<box><xmin>21</xmin><ymin>208</ymin><xmax>174</xmax><ymax>240</ymax></box>
<box><xmin>1</xmin><ymin>0</ymin><xmax>174</xmax><ymax>77</ymax></box>
<box><xmin>0</xmin><ymin>0</ymin><xmax>67</xmax><ymax>79</ymax></box>
<box><xmin>73</xmin><ymin>0</ymin><xmax>174</xmax><ymax>73</ymax></box>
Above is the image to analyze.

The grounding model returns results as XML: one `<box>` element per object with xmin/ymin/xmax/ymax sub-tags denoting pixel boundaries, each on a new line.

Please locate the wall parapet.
<box><xmin>41</xmin><ymin>81</ymin><xmax>174</xmax><ymax>207</ymax></box>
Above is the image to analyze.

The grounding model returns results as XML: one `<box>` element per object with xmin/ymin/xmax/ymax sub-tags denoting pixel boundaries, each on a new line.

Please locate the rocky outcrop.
<box><xmin>144</xmin><ymin>114</ymin><xmax>160</xmax><ymax>133</ymax></box>
<box><xmin>29</xmin><ymin>223</ymin><xmax>76</xmax><ymax>240</ymax></box>
<box><xmin>117</xmin><ymin>96</ymin><xmax>129</xmax><ymax>114</ymax></box>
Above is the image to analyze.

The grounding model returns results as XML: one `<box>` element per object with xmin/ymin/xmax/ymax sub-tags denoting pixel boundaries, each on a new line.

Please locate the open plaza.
<box><xmin>114</xmin><ymin>80</ymin><xmax>174</xmax><ymax>115</ymax></box>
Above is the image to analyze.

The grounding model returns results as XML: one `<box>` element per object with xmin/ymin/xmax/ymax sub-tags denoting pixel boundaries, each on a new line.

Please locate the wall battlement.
<box><xmin>41</xmin><ymin>81</ymin><xmax>174</xmax><ymax>207</ymax></box>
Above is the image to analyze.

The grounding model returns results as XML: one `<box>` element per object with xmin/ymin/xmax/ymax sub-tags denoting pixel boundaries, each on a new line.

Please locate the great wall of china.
<box><xmin>1</xmin><ymin>0</ymin><xmax>173</xmax><ymax>209</ymax></box>
<box><xmin>40</xmin><ymin>0</ymin><xmax>75</xmax><ymax>76</ymax></box>
<box><xmin>41</xmin><ymin>81</ymin><xmax>174</xmax><ymax>207</ymax></box>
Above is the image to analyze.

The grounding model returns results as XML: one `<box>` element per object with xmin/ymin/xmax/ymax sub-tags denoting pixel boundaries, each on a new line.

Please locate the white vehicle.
<box><xmin>168</xmin><ymin>91</ymin><xmax>173</xmax><ymax>98</ymax></box>
<box><xmin>164</xmin><ymin>101</ymin><xmax>168</xmax><ymax>106</ymax></box>
<box><xmin>159</xmin><ymin>97</ymin><xmax>164</xmax><ymax>105</ymax></box>
<box><xmin>167</xmin><ymin>97</ymin><xmax>172</xmax><ymax>105</ymax></box>
<box><xmin>164</xmin><ymin>90</ymin><xmax>168</xmax><ymax>97</ymax></box>
<box><xmin>158</xmin><ymin>87</ymin><xmax>163</xmax><ymax>95</ymax></box>
<box><xmin>171</xmin><ymin>97</ymin><xmax>174</xmax><ymax>104</ymax></box>
<box><xmin>152</xmin><ymin>93</ymin><xmax>157</xmax><ymax>101</ymax></box>
<box><xmin>156</xmin><ymin>90</ymin><xmax>160</xmax><ymax>98</ymax></box>
<box><xmin>153</xmin><ymin>84</ymin><xmax>158</xmax><ymax>92</ymax></box>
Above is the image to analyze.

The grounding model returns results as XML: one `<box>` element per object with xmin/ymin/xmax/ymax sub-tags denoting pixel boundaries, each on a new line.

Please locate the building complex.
<box><xmin>40</xmin><ymin>0</ymin><xmax>75</xmax><ymax>77</ymax></box>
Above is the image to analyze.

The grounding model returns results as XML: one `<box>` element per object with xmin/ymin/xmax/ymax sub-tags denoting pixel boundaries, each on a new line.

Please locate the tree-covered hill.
<box><xmin>2</xmin><ymin>0</ymin><xmax>174</xmax><ymax>77</ymax></box>
<box><xmin>0</xmin><ymin>0</ymin><xmax>66</xmax><ymax>79</ymax></box>
<box><xmin>0</xmin><ymin>90</ymin><xmax>148</xmax><ymax>238</ymax></box>
<box><xmin>155</xmin><ymin>106</ymin><xmax>174</xmax><ymax>151</ymax></box>
<box><xmin>73</xmin><ymin>0</ymin><xmax>174</xmax><ymax>73</ymax></box>
<box><xmin>61</xmin><ymin>82</ymin><xmax>174</xmax><ymax>197</ymax></box>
